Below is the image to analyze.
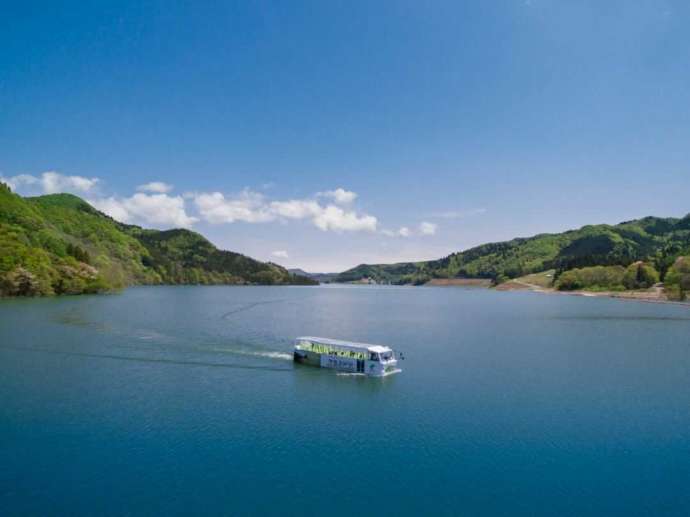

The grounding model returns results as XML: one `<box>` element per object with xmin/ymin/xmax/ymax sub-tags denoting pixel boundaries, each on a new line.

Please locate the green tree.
<box><xmin>555</xmin><ymin>265</ymin><xmax>626</xmax><ymax>291</ymax></box>
<box><xmin>665</xmin><ymin>257</ymin><xmax>690</xmax><ymax>300</ymax></box>
<box><xmin>623</xmin><ymin>262</ymin><xmax>659</xmax><ymax>290</ymax></box>
<box><xmin>2</xmin><ymin>267</ymin><xmax>42</xmax><ymax>296</ymax></box>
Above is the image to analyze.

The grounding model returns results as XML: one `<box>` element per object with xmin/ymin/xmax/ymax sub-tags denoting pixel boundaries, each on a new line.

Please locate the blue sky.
<box><xmin>2</xmin><ymin>1</ymin><xmax>689</xmax><ymax>271</ymax></box>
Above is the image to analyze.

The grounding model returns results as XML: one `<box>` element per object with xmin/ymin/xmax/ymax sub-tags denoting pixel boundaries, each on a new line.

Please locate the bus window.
<box><xmin>370</xmin><ymin>352</ymin><xmax>379</xmax><ymax>361</ymax></box>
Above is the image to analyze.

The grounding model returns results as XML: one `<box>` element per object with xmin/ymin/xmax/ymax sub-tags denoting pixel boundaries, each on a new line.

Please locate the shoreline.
<box><xmin>424</xmin><ymin>278</ymin><xmax>493</xmax><ymax>287</ymax></box>
<box><xmin>3</xmin><ymin>281</ymin><xmax>689</xmax><ymax>308</ymax></box>
<box><xmin>495</xmin><ymin>281</ymin><xmax>690</xmax><ymax>307</ymax></box>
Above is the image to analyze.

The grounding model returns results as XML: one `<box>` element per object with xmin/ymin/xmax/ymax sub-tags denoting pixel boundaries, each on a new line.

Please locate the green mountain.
<box><xmin>287</xmin><ymin>268</ymin><xmax>339</xmax><ymax>283</ymax></box>
<box><xmin>0</xmin><ymin>183</ymin><xmax>316</xmax><ymax>296</ymax></box>
<box><xmin>336</xmin><ymin>215</ymin><xmax>690</xmax><ymax>287</ymax></box>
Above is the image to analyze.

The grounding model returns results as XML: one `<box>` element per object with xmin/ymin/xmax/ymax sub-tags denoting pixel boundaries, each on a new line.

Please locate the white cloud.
<box><xmin>419</xmin><ymin>222</ymin><xmax>438</xmax><ymax>235</ymax></box>
<box><xmin>89</xmin><ymin>196</ymin><xmax>132</xmax><ymax>223</ymax></box>
<box><xmin>194</xmin><ymin>190</ymin><xmax>275</xmax><ymax>224</ymax></box>
<box><xmin>42</xmin><ymin>171</ymin><xmax>99</xmax><ymax>194</ymax></box>
<box><xmin>271</xmin><ymin>250</ymin><xmax>289</xmax><ymax>259</ymax></box>
<box><xmin>90</xmin><ymin>193</ymin><xmax>198</xmax><ymax>228</ymax></box>
<box><xmin>270</xmin><ymin>199</ymin><xmax>321</xmax><ymax>220</ymax></box>
<box><xmin>380</xmin><ymin>223</ymin><xmax>436</xmax><ymax>237</ymax></box>
<box><xmin>271</xmin><ymin>198</ymin><xmax>376</xmax><ymax>232</ymax></box>
<box><xmin>1</xmin><ymin>171</ymin><xmax>99</xmax><ymax>195</ymax></box>
<box><xmin>1</xmin><ymin>174</ymin><xmax>38</xmax><ymax>191</ymax></box>
<box><xmin>317</xmin><ymin>187</ymin><xmax>358</xmax><ymax>205</ymax></box>
<box><xmin>382</xmin><ymin>226</ymin><xmax>411</xmax><ymax>237</ymax></box>
<box><xmin>137</xmin><ymin>181</ymin><xmax>173</xmax><ymax>193</ymax></box>
<box><xmin>311</xmin><ymin>204</ymin><xmax>377</xmax><ymax>232</ymax></box>
<box><xmin>194</xmin><ymin>189</ymin><xmax>377</xmax><ymax>233</ymax></box>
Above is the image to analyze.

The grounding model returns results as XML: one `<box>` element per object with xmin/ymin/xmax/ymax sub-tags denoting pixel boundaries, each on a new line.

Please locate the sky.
<box><xmin>2</xmin><ymin>1</ymin><xmax>689</xmax><ymax>272</ymax></box>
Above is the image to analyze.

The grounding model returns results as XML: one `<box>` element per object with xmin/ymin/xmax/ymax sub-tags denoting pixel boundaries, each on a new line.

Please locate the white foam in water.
<box><xmin>256</xmin><ymin>351</ymin><xmax>292</xmax><ymax>360</ymax></box>
<box><xmin>211</xmin><ymin>348</ymin><xmax>292</xmax><ymax>361</ymax></box>
<box><xmin>132</xmin><ymin>329</ymin><xmax>173</xmax><ymax>342</ymax></box>
<box><xmin>336</xmin><ymin>369</ymin><xmax>402</xmax><ymax>377</ymax></box>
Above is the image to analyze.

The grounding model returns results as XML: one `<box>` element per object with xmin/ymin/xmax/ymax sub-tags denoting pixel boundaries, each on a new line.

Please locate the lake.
<box><xmin>1</xmin><ymin>285</ymin><xmax>690</xmax><ymax>516</ymax></box>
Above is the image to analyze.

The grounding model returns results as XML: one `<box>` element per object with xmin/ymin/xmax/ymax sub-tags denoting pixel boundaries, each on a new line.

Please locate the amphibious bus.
<box><xmin>293</xmin><ymin>336</ymin><xmax>400</xmax><ymax>377</ymax></box>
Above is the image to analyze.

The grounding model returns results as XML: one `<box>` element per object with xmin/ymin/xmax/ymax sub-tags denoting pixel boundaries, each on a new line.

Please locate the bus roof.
<box><xmin>296</xmin><ymin>336</ymin><xmax>391</xmax><ymax>353</ymax></box>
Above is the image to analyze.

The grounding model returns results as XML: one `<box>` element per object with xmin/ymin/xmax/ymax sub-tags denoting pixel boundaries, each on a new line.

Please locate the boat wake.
<box><xmin>211</xmin><ymin>348</ymin><xmax>293</xmax><ymax>361</ymax></box>
<box><xmin>221</xmin><ymin>299</ymin><xmax>286</xmax><ymax>319</ymax></box>
<box><xmin>0</xmin><ymin>345</ymin><xmax>292</xmax><ymax>372</ymax></box>
<box><xmin>111</xmin><ymin>339</ymin><xmax>294</xmax><ymax>363</ymax></box>
<box><xmin>49</xmin><ymin>308</ymin><xmax>295</xmax><ymax>365</ymax></box>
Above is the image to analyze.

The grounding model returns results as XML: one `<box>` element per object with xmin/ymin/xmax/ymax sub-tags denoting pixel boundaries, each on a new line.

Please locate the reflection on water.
<box><xmin>548</xmin><ymin>315</ymin><xmax>690</xmax><ymax>321</ymax></box>
<box><xmin>54</xmin><ymin>309</ymin><xmax>113</xmax><ymax>333</ymax></box>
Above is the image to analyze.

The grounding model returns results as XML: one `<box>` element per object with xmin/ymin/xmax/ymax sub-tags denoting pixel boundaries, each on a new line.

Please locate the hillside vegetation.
<box><xmin>0</xmin><ymin>183</ymin><xmax>315</xmax><ymax>296</ymax></box>
<box><xmin>665</xmin><ymin>256</ymin><xmax>690</xmax><ymax>300</ymax></box>
<box><xmin>554</xmin><ymin>262</ymin><xmax>659</xmax><ymax>292</ymax></box>
<box><xmin>336</xmin><ymin>215</ymin><xmax>690</xmax><ymax>292</ymax></box>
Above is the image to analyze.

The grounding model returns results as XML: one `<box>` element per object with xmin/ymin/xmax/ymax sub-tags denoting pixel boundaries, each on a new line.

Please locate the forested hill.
<box><xmin>0</xmin><ymin>183</ymin><xmax>315</xmax><ymax>296</ymax></box>
<box><xmin>336</xmin><ymin>214</ymin><xmax>690</xmax><ymax>287</ymax></box>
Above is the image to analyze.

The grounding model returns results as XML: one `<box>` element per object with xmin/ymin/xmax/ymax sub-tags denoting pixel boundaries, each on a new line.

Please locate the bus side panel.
<box><xmin>320</xmin><ymin>355</ymin><xmax>357</xmax><ymax>372</ymax></box>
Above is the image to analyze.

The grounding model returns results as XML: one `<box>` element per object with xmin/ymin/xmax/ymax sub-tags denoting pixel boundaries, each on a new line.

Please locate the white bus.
<box><xmin>293</xmin><ymin>336</ymin><xmax>400</xmax><ymax>377</ymax></box>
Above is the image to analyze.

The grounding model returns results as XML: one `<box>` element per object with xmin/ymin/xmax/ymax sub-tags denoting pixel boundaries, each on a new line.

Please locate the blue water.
<box><xmin>1</xmin><ymin>285</ymin><xmax>690</xmax><ymax>516</ymax></box>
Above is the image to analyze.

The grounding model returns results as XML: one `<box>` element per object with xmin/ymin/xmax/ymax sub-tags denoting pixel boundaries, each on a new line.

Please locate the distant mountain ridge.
<box><xmin>287</xmin><ymin>269</ymin><xmax>338</xmax><ymax>283</ymax></box>
<box><xmin>336</xmin><ymin>214</ymin><xmax>690</xmax><ymax>286</ymax></box>
<box><xmin>0</xmin><ymin>183</ymin><xmax>316</xmax><ymax>296</ymax></box>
